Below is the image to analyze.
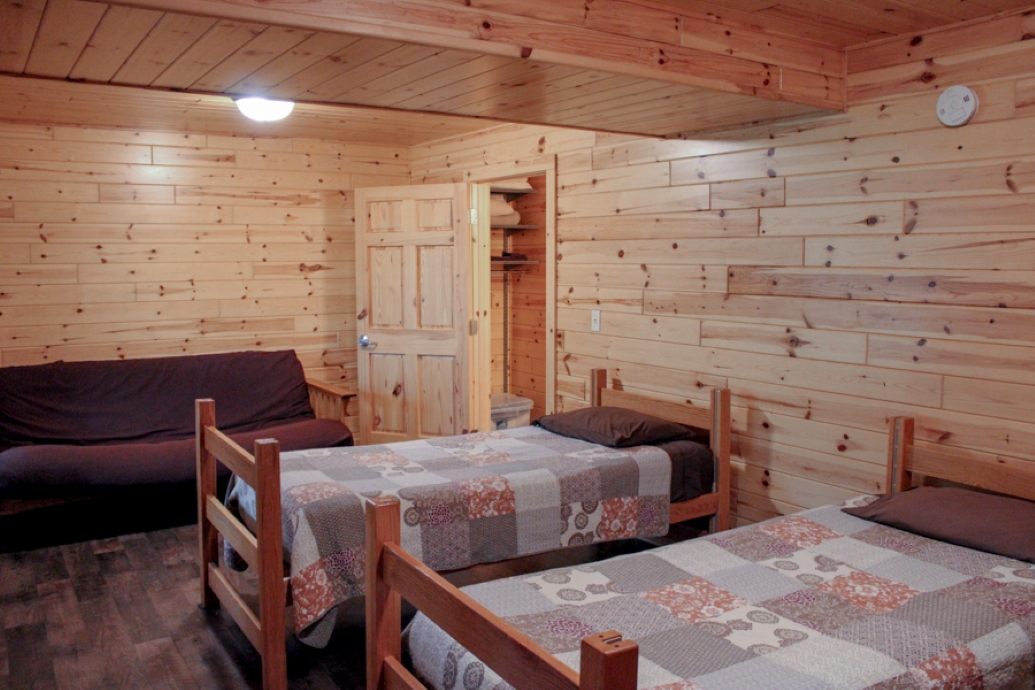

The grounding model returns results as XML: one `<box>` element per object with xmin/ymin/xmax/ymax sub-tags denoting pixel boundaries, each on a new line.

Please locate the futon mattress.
<box><xmin>406</xmin><ymin>499</ymin><xmax>1035</xmax><ymax>689</ymax></box>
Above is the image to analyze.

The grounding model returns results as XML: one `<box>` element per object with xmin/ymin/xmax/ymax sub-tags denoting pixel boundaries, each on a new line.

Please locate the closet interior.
<box><xmin>489</xmin><ymin>175</ymin><xmax>548</xmax><ymax>426</ymax></box>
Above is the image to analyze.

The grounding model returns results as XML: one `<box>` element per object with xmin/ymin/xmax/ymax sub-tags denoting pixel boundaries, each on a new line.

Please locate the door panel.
<box><xmin>370</xmin><ymin>353</ymin><xmax>406</xmax><ymax>434</ymax></box>
<box><xmin>356</xmin><ymin>183</ymin><xmax>486</xmax><ymax>445</ymax></box>
<box><xmin>369</xmin><ymin>201</ymin><xmax>402</xmax><ymax>232</ymax></box>
<box><xmin>418</xmin><ymin>199</ymin><xmax>452</xmax><ymax>230</ymax></box>
<box><xmin>369</xmin><ymin>246</ymin><xmax>404</xmax><ymax>328</ymax></box>
<box><xmin>418</xmin><ymin>355</ymin><xmax>456</xmax><ymax>437</ymax></box>
<box><xmin>418</xmin><ymin>245</ymin><xmax>453</xmax><ymax>328</ymax></box>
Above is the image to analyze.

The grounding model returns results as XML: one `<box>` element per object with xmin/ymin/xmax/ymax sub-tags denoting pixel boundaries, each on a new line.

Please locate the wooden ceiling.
<box><xmin>0</xmin><ymin>74</ymin><xmax>497</xmax><ymax>146</ymax></box>
<box><xmin>0</xmin><ymin>0</ymin><xmax>826</xmax><ymax>138</ymax></box>
<box><xmin>0</xmin><ymin>0</ymin><xmax>1032</xmax><ymax>139</ymax></box>
<box><xmin>659</xmin><ymin>0</ymin><xmax>1035</xmax><ymax>47</ymax></box>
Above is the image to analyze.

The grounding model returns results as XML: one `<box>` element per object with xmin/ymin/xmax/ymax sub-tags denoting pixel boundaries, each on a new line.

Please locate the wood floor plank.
<box><xmin>80</xmin><ymin>595</ymin><xmax>149</xmax><ymax>690</ymax></box>
<box><xmin>37</xmin><ymin>580</ymin><xmax>86</xmax><ymax>653</ymax></box>
<box><xmin>0</xmin><ymin>625</ymin><xmax>8</xmax><ymax>677</ymax></box>
<box><xmin>0</xmin><ymin>522</ymin><xmax>677</xmax><ymax>689</ymax></box>
<box><xmin>58</xmin><ymin>542</ymin><xmax>107</xmax><ymax>604</ymax></box>
<box><xmin>0</xmin><ymin>552</ymin><xmax>44</xmax><ymax>630</ymax></box>
<box><xmin>5</xmin><ymin>624</ymin><xmax>57</xmax><ymax>689</ymax></box>
<box><xmin>134</xmin><ymin>637</ymin><xmax>197</xmax><ymax>690</ymax></box>
<box><xmin>104</xmin><ymin>570</ymin><xmax>170</xmax><ymax>644</ymax></box>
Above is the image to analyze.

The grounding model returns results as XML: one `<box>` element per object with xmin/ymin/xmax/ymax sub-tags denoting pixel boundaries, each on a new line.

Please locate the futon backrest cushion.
<box><xmin>0</xmin><ymin>350</ymin><xmax>314</xmax><ymax>449</ymax></box>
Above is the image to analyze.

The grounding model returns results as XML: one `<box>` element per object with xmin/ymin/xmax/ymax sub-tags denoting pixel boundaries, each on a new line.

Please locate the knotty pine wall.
<box><xmin>0</xmin><ymin>122</ymin><xmax>409</xmax><ymax>409</ymax></box>
<box><xmin>411</xmin><ymin>42</ymin><xmax>1035</xmax><ymax>525</ymax></box>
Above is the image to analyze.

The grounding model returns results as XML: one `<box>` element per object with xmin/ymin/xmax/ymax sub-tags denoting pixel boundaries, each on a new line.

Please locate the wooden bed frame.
<box><xmin>195</xmin><ymin>372</ymin><xmax>731</xmax><ymax>690</ymax></box>
<box><xmin>361</xmin><ymin>417</ymin><xmax>1035</xmax><ymax>690</ymax></box>
<box><xmin>887</xmin><ymin>416</ymin><xmax>1035</xmax><ymax>500</ymax></box>
<box><xmin>589</xmin><ymin>369</ymin><xmax>731</xmax><ymax>530</ymax></box>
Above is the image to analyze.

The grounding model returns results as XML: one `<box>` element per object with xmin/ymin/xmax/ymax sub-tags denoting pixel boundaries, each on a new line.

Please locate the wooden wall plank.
<box><xmin>0</xmin><ymin>119</ymin><xmax>406</xmax><ymax>385</ymax></box>
<box><xmin>806</xmin><ymin>233</ymin><xmax>1035</xmax><ymax>270</ymax></box>
<box><xmin>700</xmin><ymin>321</ymin><xmax>867</xmax><ymax>364</ymax></box>
<box><xmin>557</xmin><ymin>237</ymin><xmax>802</xmax><ymax>266</ymax></box>
<box><xmin>728</xmin><ymin>266</ymin><xmax>1035</xmax><ymax>309</ymax></box>
<box><xmin>646</xmin><ymin>289</ymin><xmax>1035</xmax><ymax>346</ymax></box>
<box><xmin>558</xmin><ymin>329</ymin><xmax>941</xmax><ymax>406</ymax></box>
<box><xmin>760</xmin><ymin>202</ymin><xmax>904</xmax><ymax>236</ymax></box>
<box><xmin>558</xmin><ymin>209</ymin><xmax>758</xmax><ymax>240</ymax></box>
<box><xmin>710</xmin><ymin>178</ymin><xmax>785</xmax><ymax>209</ymax></box>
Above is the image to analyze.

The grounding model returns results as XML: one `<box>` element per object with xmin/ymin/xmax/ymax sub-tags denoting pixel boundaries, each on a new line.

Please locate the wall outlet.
<box><xmin>591</xmin><ymin>310</ymin><xmax>601</xmax><ymax>332</ymax></box>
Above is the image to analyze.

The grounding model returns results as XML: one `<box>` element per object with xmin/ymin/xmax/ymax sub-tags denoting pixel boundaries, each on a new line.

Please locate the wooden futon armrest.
<box><xmin>306</xmin><ymin>378</ymin><xmax>357</xmax><ymax>423</ymax></box>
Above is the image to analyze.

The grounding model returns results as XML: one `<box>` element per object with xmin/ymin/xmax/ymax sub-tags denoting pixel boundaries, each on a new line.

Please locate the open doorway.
<box><xmin>468</xmin><ymin>157</ymin><xmax>557</xmax><ymax>427</ymax></box>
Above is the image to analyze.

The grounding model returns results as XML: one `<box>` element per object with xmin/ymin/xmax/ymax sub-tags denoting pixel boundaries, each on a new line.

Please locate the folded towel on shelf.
<box><xmin>491</xmin><ymin>211</ymin><xmax>522</xmax><ymax>226</ymax></box>
<box><xmin>489</xmin><ymin>194</ymin><xmax>515</xmax><ymax>217</ymax></box>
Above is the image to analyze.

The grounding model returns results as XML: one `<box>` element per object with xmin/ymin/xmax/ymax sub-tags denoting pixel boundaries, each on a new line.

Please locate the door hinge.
<box><xmin>469</xmin><ymin>319</ymin><xmax>479</xmax><ymax>335</ymax></box>
<box><xmin>469</xmin><ymin>208</ymin><xmax>477</xmax><ymax>225</ymax></box>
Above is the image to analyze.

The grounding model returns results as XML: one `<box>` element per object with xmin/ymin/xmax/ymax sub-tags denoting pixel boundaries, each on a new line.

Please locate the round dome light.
<box><xmin>234</xmin><ymin>97</ymin><xmax>295</xmax><ymax>122</ymax></box>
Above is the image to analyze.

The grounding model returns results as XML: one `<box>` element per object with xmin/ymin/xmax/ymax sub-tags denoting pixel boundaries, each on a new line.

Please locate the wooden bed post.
<box><xmin>590</xmin><ymin>368</ymin><xmax>606</xmax><ymax>407</ymax></box>
<box><xmin>580</xmin><ymin>632</ymin><xmax>638</xmax><ymax>690</ymax></box>
<box><xmin>888</xmin><ymin>417</ymin><xmax>914</xmax><ymax>494</ymax></box>
<box><xmin>196</xmin><ymin>399</ymin><xmax>219</xmax><ymax>610</ymax></box>
<box><xmin>255</xmin><ymin>438</ymin><xmax>287</xmax><ymax>690</ymax></box>
<box><xmin>366</xmin><ymin>496</ymin><xmax>403</xmax><ymax>690</ymax></box>
<box><xmin>711</xmin><ymin>388</ymin><xmax>732</xmax><ymax>532</ymax></box>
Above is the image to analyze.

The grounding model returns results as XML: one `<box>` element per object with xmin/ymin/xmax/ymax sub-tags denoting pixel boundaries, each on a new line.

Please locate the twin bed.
<box><xmin>195</xmin><ymin>370</ymin><xmax>731</xmax><ymax>689</ymax></box>
<box><xmin>194</xmin><ymin>374</ymin><xmax>1035</xmax><ymax>690</ymax></box>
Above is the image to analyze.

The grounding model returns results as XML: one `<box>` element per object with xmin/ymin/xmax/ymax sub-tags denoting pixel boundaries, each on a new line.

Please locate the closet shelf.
<box><xmin>491</xmin><ymin>223</ymin><xmax>540</xmax><ymax>231</ymax></box>
<box><xmin>491</xmin><ymin>258</ymin><xmax>538</xmax><ymax>266</ymax></box>
<box><xmin>489</xmin><ymin>186</ymin><xmax>534</xmax><ymax>195</ymax></box>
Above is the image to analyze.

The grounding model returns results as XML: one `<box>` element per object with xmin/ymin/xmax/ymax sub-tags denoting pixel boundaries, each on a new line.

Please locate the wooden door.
<box><xmin>355</xmin><ymin>184</ymin><xmax>487</xmax><ymax>445</ymax></box>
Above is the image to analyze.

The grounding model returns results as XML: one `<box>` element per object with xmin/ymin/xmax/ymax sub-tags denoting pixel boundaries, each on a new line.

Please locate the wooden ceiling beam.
<box><xmin>101</xmin><ymin>0</ymin><xmax>846</xmax><ymax>112</ymax></box>
<box><xmin>847</xmin><ymin>6</ymin><xmax>1035</xmax><ymax>104</ymax></box>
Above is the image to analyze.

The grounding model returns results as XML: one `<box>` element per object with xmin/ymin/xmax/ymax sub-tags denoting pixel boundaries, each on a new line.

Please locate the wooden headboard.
<box><xmin>589</xmin><ymin>368</ymin><xmax>732</xmax><ymax>531</ymax></box>
<box><xmin>888</xmin><ymin>417</ymin><xmax>1035</xmax><ymax>501</ymax></box>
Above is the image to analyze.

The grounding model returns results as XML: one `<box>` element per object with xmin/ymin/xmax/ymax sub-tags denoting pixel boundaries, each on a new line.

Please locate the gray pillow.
<box><xmin>536</xmin><ymin>406</ymin><xmax>699</xmax><ymax>448</ymax></box>
<box><xmin>844</xmin><ymin>486</ymin><xmax>1035</xmax><ymax>563</ymax></box>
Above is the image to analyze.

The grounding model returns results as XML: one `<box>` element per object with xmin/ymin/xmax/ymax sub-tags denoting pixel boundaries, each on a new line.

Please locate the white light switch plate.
<box><xmin>591</xmin><ymin>310</ymin><xmax>601</xmax><ymax>332</ymax></box>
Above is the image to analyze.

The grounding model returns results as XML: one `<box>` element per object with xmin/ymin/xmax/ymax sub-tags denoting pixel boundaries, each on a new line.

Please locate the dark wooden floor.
<box><xmin>0</xmin><ymin>522</ymin><xmax>703</xmax><ymax>689</ymax></box>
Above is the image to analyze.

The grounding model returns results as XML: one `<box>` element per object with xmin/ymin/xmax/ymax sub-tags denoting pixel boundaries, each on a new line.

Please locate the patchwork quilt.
<box><xmin>226</xmin><ymin>425</ymin><xmax>674</xmax><ymax>646</ymax></box>
<box><xmin>406</xmin><ymin>498</ymin><xmax>1035</xmax><ymax>690</ymax></box>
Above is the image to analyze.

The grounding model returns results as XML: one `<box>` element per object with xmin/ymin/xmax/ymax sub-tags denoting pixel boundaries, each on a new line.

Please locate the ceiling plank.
<box><xmin>331</xmin><ymin>48</ymin><xmax>481</xmax><ymax>107</ymax></box>
<box><xmin>381</xmin><ymin>54</ymin><xmax>517</xmax><ymax>109</ymax></box>
<box><xmin>151</xmin><ymin>19</ymin><xmax>266</xmax><ymax>89</ymax></box>
<box><xmin>263</xmin><ymin>37</ymin><xmax>403</xmax><ymax>100</ymax></box>
<box><xmin>24</xmin><ymin>0</ymin><xmax>107</xmax><ymax>77</ymax></box>
<box><xmin>111</xmin><ymin>13</ymin><xmax>218</xmax><ymax>85</ymax></box>
<box><xmin>100</xmin><ymin>0</ymin><xmax>845</xmax><ymax>111</ymax></box>
<box><xmin>225</xmin><ymin>30</ymin><xmax>356</xmax><ymax>96</ymax></box>
<box><xmin>193</xmin><ymin>25</ymin><xmax>315</xmax><ymax>92</ymax></box>
<box><xmin>316</xmin><ymin>43</ymin><xmax>444</xmax><ymax>102</ymax></box>
<box><xmin>0</xmin><ymin>0</ymin><xmax>47</xmax><ymax>73</ymax></box>
<box><xmin>69</xmin><ymin>5</ymin><xmax>163</xmax><ymax>81</ymax></box>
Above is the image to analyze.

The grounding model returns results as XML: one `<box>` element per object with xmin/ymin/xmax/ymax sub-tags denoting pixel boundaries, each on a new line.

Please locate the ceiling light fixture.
<box><xmin>234</xmin><ymin>97</ymin><xmax>295</xmax><ymax>122</ymax></box>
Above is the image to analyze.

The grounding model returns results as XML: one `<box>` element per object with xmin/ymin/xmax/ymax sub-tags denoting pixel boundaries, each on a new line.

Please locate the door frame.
<box><xmin>465</xmin><ymin>155</ymin><xmax>558</xmax><ymax>417</ymax></box>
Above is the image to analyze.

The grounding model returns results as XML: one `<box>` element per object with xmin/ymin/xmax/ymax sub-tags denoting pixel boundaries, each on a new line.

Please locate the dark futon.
<box><xmin>0</xmin><ymin>350</ymin><xmax>353</xmax><ymax>550</ymax></box>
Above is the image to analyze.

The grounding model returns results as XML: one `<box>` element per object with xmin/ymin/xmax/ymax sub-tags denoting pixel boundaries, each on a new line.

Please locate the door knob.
<box><xmin>358</xmin><ymin>334</ymin><xmax>377</xmax><ymax>350</ymax></box>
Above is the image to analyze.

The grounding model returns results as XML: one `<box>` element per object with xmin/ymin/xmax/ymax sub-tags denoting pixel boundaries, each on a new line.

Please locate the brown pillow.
<box><xmin>843</xmin><ymin>486</ymin><xmax>1035</xmax><ymax>563</ymax></box>
<box><xmin>535</xmin><ymin>406</ymin><xmax>699</xmax><ymax>448</ymax></box>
